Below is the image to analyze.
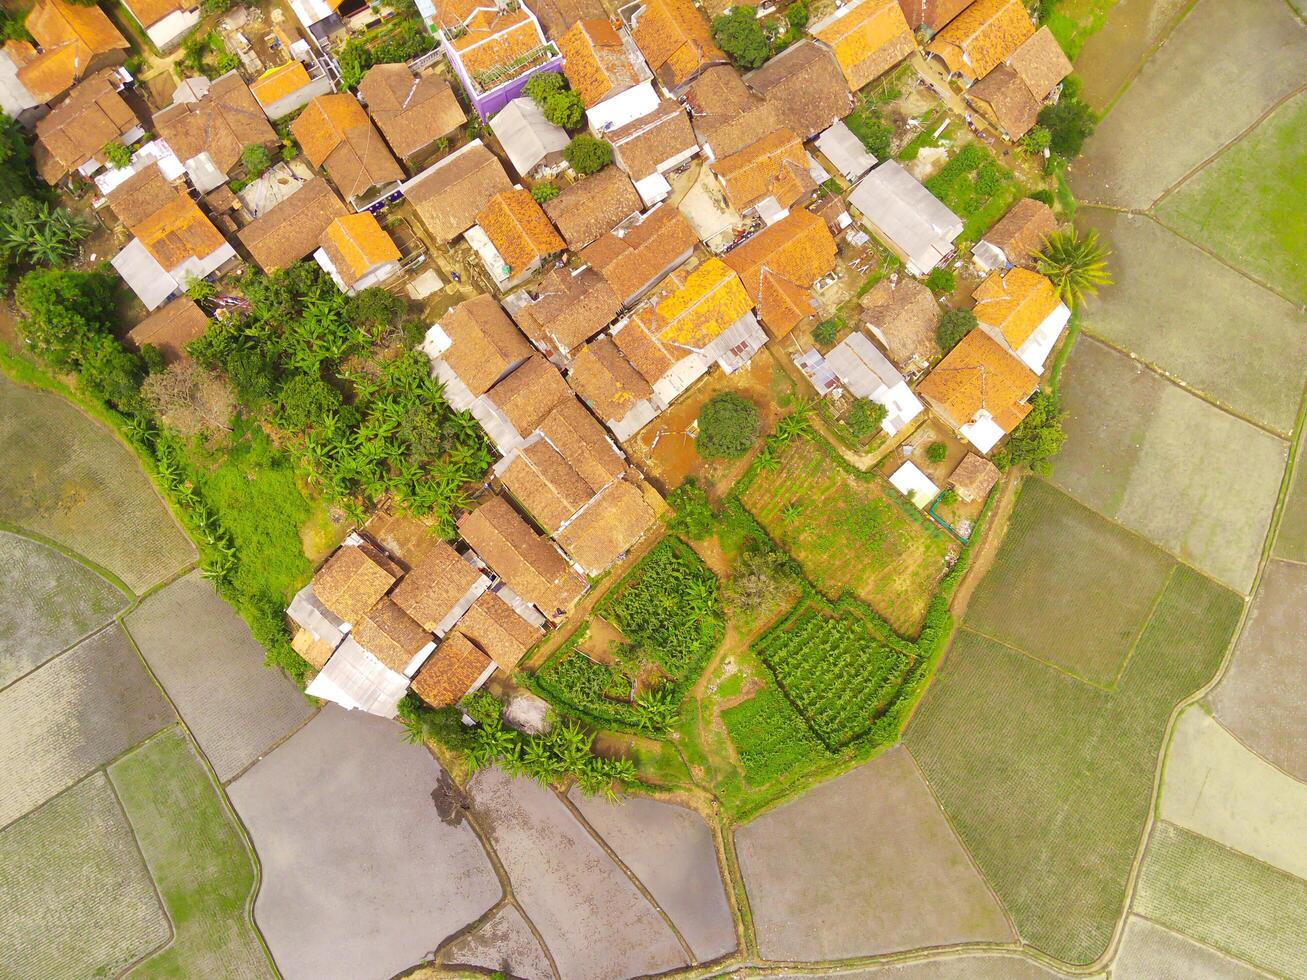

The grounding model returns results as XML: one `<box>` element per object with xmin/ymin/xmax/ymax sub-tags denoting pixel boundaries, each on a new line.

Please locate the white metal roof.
<box><xmin>889</xmin><ymin>460</ymin><xmax>940</xmax><ymax>509</ymax></box>
<box><xmin>489</xmin><ymin>98</ymin><xmax>568</xmax><ymax>176</ymax></box>
<box><xmin>815</xmin><ymin>120</ymin><xmax>877</xmax><ymax>181</ymax></box>
<box><xmin>848</xmin><ymin>160</ymin><xmax>963</xmax><ymax>274</ymax></box>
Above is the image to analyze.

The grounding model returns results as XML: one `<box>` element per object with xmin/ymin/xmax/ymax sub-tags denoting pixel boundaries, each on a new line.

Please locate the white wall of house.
<box><xmin>144</xmin><ymin>8</ymin><xmax>202</xmax><ymax>51</ymax></box>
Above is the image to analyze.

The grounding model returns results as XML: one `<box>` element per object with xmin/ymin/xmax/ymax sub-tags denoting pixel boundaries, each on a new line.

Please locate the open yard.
<box><xmin>0</xmin><ymin>374</ymin><xmax>195</xmax><ymax>593</ymax></box>
<box><xmin>1208</xmin><ymin>560</ymin><xmax>1307</xmax><ymax>781</ymax></box>
<box><xmin>1133</xmin><ymin>821</ymin><xmax>1307</xmax><ymax>979</ymax></box>
<box><xmin>1050</xmin><ymin>337</ymin><xmax>1287</xmax><ymax>594</ymax></box>
<box><xmin>0</xmin><ymin>775</ymin><xmax>169</xmax><ymax>979</ymax></box>
<box><xmin>0</xmin><ymin>530</ymin><xmax>128</xmax><ymax>687</ymax></box>
<box><xmin>1155</xmin><ymin>91</ymin><xmax>1307</xmax><ymax>305</ymax></box>
<box><xmin>1076</xmin><ymin>210</ymin><xmax>1307</xmax><ymax>434</ymax></box>
<box><xmin>906</xmin><ymin>564</ymin><xmax>1241</xmax><ymax>964</ymax></box>
<box><xmin>741</xmin><ymin>434</ymin><xmax>956</xmax><ymax>636</ymax></box>
<box><xmin>1070</xmin><ymin>0</ymin><xmax>1307</xmax><ymax>210</ymax></box>
<box><xmin>736</xmin><ymin>747</ymin><xmax>1013</xmax><ymax>960</ymax></box>
<box><xmin>109</xmin><ymin>727</ymin><xmax>272</xmax><ymax>979</ymax></box>
<box><xmin>965</xmin><ymin>478</ymin><xmax>1173</xmax><ymax>687</ymax></box>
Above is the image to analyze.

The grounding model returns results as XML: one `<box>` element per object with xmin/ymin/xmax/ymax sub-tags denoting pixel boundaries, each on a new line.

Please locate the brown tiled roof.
<box><xmin>403</xmin><ymin>140</ymin><xmax>513</xmax><ymax>243</ymax></box>
<box><xmin>152</xmin><ymin>71</ymin><xmax>276</xmax><ymax>178</ymax></box>
<box><xmin>33</xmin><ymin>70</ymin><xmax>137</xmax><ymax>183</ymax></box>
<box><xmin>858</xmin><ymin>275</ymin><xmax>940</xmax><ymax>368</ymax></box>
<box><xmin>531</xmin><ymin>0</ymin><xmax>609</xmax><ymax>38</ymax></box>
<box><xmin>436</xmin><ymin>294</ymin><xmax>533</xmax><ymax>397</ymax></box>
<box><xmin>455</xmin><ymin>591</ymin><xmax>542</xmax><ymax>671</ymax></box>
<box><xmin>607</xmin><ymin>100</ymin><xmax>696</xmax><ymax>181</ymax></box>
<box><xmin>966</xmin><ymin>65</ymin><xmax>1040</xmax><ymax>137</ymax></box>
<box><xmin>916</xmin><ymin>327</ymin><xmax>1037</xmax><ymax>434</ymax></box>
<box><xmin>556</xmin><ymin>479</ymin><xmax>656</xmax><ymax>573</ymax></box>
<box><xmin>723</xmin><ymin>209</ymin><xmax>836</xmax><ymax>337</ymax></box>
<box><xmin>476</xmin><ymin>188</ymin><xmax>565</xmax><ymax>275</ymax></box>
<box><xmin>411</xmin><ymin>632</ymin><xmax>492</xmax><ymax>707</ymax></box>
<box><xmin>684</xmin><ymin>65</ymin><xmax>752</xmax><ymax>123</ymax></box>
<box><xmin>972</xmin><ymin>266</ymin><xmax>1061</xmax><ymax>349</ymax></box>
<box><xmin>709</xmin><ymin>128</ymin><xmax>810</xmax><ymax>213</ymax></box>
<box><xmin>926</xmin><ymin>0</ymin><xmax>1034</xmax><ymax>81</ymax></box>
<box><xmin>537</xmin><ymin>396</ymin><xmax>627</xmax><ymax>490</ymax></box>
<box><xmin>631</xmin><ymin>0</ymin><xmax>725</xmax><ymax>90</ymax></box>
<box><xmin>237</xmin><ymin>177</ymin><xmax>348</xmax><ymax>272</ymax></box>
<box><xmin>17</xmin><ymin>0</ymin><xmax>127</xmax><ymax>104</ymax></box>
<box><xmin>811</xmin><ymin>0</ymin><xmax>914</xmax><ymax>92</ymax></box>
<box><xmin>313</xmin><ymin>539</ymin><xmax>403</xmax><ymax>623</ymax></box>
<box><xmin>354</xmin><ymin>597</ymin><xmax>431</xmax><ymax>673</ymax></box>
<box><xmin>510</xmin><ymin>266</ymin><xmax>621</xmax><ymax>357</ymax></box>
<box><xmin>558</xmin><ymin>19</ymin><xmax>640</xmax><ymax>108</ymax></box>
<box><xmin>105</xmin><ymin>164</ymin><xmax>176</xmax><ymax>227</ymax></box>
<box><xmin>501</xmin><ymin>437</ymin><xmax>595</xmax><ymax>532</ymax></box>
<box><xmin>696</xmin><ymin>99</ymin><xmax>780</xmax><ymax>160</ymax></box>
<box><xmin>293</xmin><ymin>94</ymin><xmax>404</xmax><ymax>200</ymax></box>
<box><xmin>457</xmin><ymin>495</ymin><xmax>587</xmax><ymax>615</ymax></box>
<box><xmin>897</xmin><ymin>0</ymin><xmax>972</xmax><ymax>31</ymax></box>
<box><xmin>489</xmin><ymin>354</ymin><xmax>572</xmax><ymax>434</ymax></box>
<box><xmin>981</xmin><ymin>197</ymin><xmax>1057</xmax><ymax>268</ymax></box>
<box><xmin>580</xmin><ymin>204</ymin><xmax>696</xmax><ymax>303</ymax></box>
<box><xmin>1006</xmin><ymin>24</ymin><xmax>1071</xmax><ymax>98</ymax></box>
<box><xmin>124</xmin><ymin>297</ymin><xmax>208</xmax><ymax>364</ymax></box>
<box><xmin>612</xmin><ymin>311</ymin><xmax>678</xmax><ymax>385</ymax></box>
<box><xmin>390</xmin><ymin>540</ymin><xmax>485</xmax><ymax>631</ymax></box>
<box><xmin>292</xmin><ymin>626</ymin><xmax>336</xmax><ymax>670</ymax></box>
<box><xmin>543</xmin><ymin>166</ymin><xmax>643</xmax><ymax>250</ymax></box>
<box><xmin>568</xmin><ymin>336</ymin><xmax>654</xmax><ymax>424</ymax></box>
<box><xmin>744</xmin><ymin>41</ymin><xmax>852</xmax><ymax>141</ymax></box>
<box><xmin>363</xmin><ymin>505</ymin><xmax>441</xmax><ymax>566</ymax></box>
<box><xmin>319</xmin><ymin>212</ymin><xmax>401</xmax><ymax>287</ymax></box>
<box><xmin>250</xmin><ymin>61</ymin><xmax>313</xmax><ymax>109</ymax></box>
<box><xmin>948</xmin><ymin>451</ymin><xmax>1000</xmax><ymax>502</ymax></box>
<box><xmin>358</xmin><ymin>65</ymin><xmax>465</xmax><ymax>160</ymax></box>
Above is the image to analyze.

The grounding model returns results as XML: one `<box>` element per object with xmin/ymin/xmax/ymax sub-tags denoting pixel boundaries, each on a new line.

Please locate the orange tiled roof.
<box><xmin>723</xmin><ymin>210</ymin><xmax>835</xmax><ymax>336</ymax></box>
<box><xmin>926</xmin><ymin>0</ymin><xmax>1034</xmax><ymax>81</ymax></box>
<box><xmin>916</xmin><ymin>327</ymin><xmax>1037</xmax><ymax>434</ymax></box>
<box><xmin>558</xmin><ymin>19</ymin><xmax>640</xmax><ymax>108</ymax></box>
<box><xmin>810</xmin><ymin>0</ymin><xmax>914</xmax><ymax>92</ymax></box>
<box><xmin>972</xmin><ymin>266</ymin><xmax>1060</xmax><ymax>350</ymax></box>
<box><xmin>631</xmin><ymin>0</ymin><xmax>724</xmax><ymax>90</ymax></box>
<box><xmin>581</xmin><ymin>204</ymin><xmax>697</xmax><ymax>303</ymax></box>
<box><xmin>477</xmin><ymin>188</ymin><xmax>565</xmax><ymax>276</ymax></box>
<box><xmin>319</xmin><ymin>212</ymin><xmax>401</xmax><ymax>285</ymax></box>
<box><xmin>132</xmin><ymin>192</ymin><xmax>229</xmax><ymax>271</ymax></box>
<box><xmin>125</xmin><ymin>0</ymin><xmax>197</xmax><ymax>30</ymax></box>
<box><xmin>709</xmin><ymin>128</ymin><xmax>810</xmax><ymax>213</ymax></box>
<box><xmin>291</xmin><ymin>93</ymin><xmax>371</xmax><ymax>168</ymax></box>
<box><xmin>448</xmin><ymin>11</ymin><xmax>549</xmax><ymax>86</ymax></box>
<box><xmin>18</xmin><ymin>0</ymin><xmax>128</xmax><ymax>102</ymax></box>
<box><xmin>251</xmin><ymin>61</ymin><xmax>313</xmax><ymax>108</ymax></box>
<box><xmin>648</xmin><ymin>257</ymin><xmax>752</xmax><ymax>349</ymax></box>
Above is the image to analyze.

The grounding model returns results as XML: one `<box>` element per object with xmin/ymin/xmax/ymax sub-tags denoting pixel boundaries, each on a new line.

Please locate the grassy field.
<box><xmin>0</xmin><ymin>530</ymin><xmax>128</xmax><ymax>687</ymax></box>
<box><xmin>1274</xmin><ymin>451</ymin><xmax>1307</xmax><ymax>562</ymax></box>
<box><xmin>0</xmin><ymin>374</ymin><xmax>196</xmax><ymax>593</ymax></box>
<box><xmin>1156</xmin><ymin>91</ymin><xmax>1306</xmax><ymax>305</ymax></box>
<box><xmin>741</xmin><ymin>434</ymin><xmax>955</xmax><ymax>636</ymax></box>
<box><xmin>1051</xmin><ymin>337</ymin><xmax>1287</xmax><ymax>594</ymax></box>
<box><xmin>966</xmin><ymin>479</ymin><xmax>1173</xmax><ymax>687</ymax></box>
<box><xmin>0</xmin><ymin>775</ymin><xmax>169</xmax><ymax>979</ymax></box>
<box><xmin>1134</xmin><ymin>822</ymin><xmax>1307</xmax><ymax>978</ymax></box>
<box><xmin>906</xmin><ymin>564</ymin><xmax>1241</xmax><ymax>964</ymax></box>
<box><xmin>1077</xmin><ymin>210</ymin><xmax>1307</xmax><ymax>434</ymax></box>
<box><xmin>1041</xmin><ymin>0</ymin><xmax>1117</xmax><ymax>59</ymax></box>
<box><xmin>109</xmin><ymin>728</ymin><xmax>272</xmax><ymax>979</ymax></box>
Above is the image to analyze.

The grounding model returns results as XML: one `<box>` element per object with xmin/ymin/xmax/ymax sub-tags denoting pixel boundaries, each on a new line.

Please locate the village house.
<box><xmin>357</xmin><ymin>64</ymin><xmax>466</xmax><ymax>165</ymax></box>
<box><xmin>916</xmin><ymin>327</ymin><xmax>1038</xmax><ymax>453</ymax></box>
<box><xmin>896</xmin><ymin>0</ymin><xmax>972</xmax><ymax>32</ymax></box>
<box><xmin>250</xmin><ymin>59</ymin><xmax>334</xmax><ymax>121</ymax></box>
<box><xmin>291</xmin><ymin>93</ymin><xmax>404</xmax><ymax>208</ymax></box>
<box><xmin>422</xmin><ymin>293</ymin><xmax>534</xmax><ymax>413</ymax></box>
<box><xmin>965</xmin><ymin>26</ymin><xmax>1072</xmax><ymax>138</ymax></box>
<box><xmin>121</xmin><ymin>0</ymin><xmax>200</xmax><ymax>51</ymax></box>
<box><xmin>628</xmin><ymin>0</ymin><xmax>725</xmax><ymax>94</ymax></box>
<box><xmin>123</xmin><ymin>297</ymin><xmax>209</xmax><ymax>364</ymax></box>
<box><xmin>237</xmin><ymin>176</ymin><xmax>349</xmax><ymax>272</ymax></box>
<box><xmin>858</xmin><ymin>274</ymin><xmax>941</xmax><ymax>375</ymax></box>
<box><xmin>419</xmin><ymin>0</ymin><xmax>562</xmax><ymax>120</ymax></box>
<box><xmin>848</xmin><ymin>160</ymin><xmax>963</xmax><ymax>275</ymax></box>
<box><xmin>389</xmin><ymin>539</ymin><xmax>491</xmax><ymax>636</ymax></box>
<box><xmin>479</xmin><ymin>353</ymin><xmax>576</xmax><ymax>453</ymax></box>
<box><xmin>580</xmin><ymin>202</ymin><xmax>698</xmax><ymax>306</ymax></box>
<box><xmin>606</xmin><ymin>99</ymin><xmax>699</xmax><ymax>207</ymax></box>
<box><xmin>710</xmin><ymin>128</ymin><xmax>817</xmax><ymax>224</ymax></box>
<box><xmin>411</xmin><ymin>633</ymin><xmax>496</xmax><ymax>709</ymax></box>
<box><xmin>107</xmin><ymin>164</ymin><xmax>237</xmax><ymax>311</ymax></box>
<box><xmin>152</xmin><ymin>71</ymin><xmax>279</xmax><ymax>193</ymax></box>
<box><xmin>972</xmin><ymin>196</ymin><xmax>1057</xmax><ymax>271</ymax></box>
<box><xmin>971</xmin><ymin>266</ymin><xmax>1069</xmax><ymax>374</ymax></box>
<box><xmin>401</xmin><ymin>139</ymin><xmax>513</xmax><ymax>244</ymax></box>
<box><xmin>567</xmin><ymin>335</ymin><xmax>659</xmax><ymax>440</ymax></box>
<box><xmin>889</xmin><ymin>460</ymin><xmax>941</xmax><ymax>508</ymax></box>
<box><xmin>723</xmin><ymin>208</ymin><xmax>838</xmax><ymax>338</ymax></box>
<box><xmin>814</xmin><ymin>119</ymin><xmax>878</xmax><ymax>182</ymax></box>
<box><xmin>313</xmin><ymin>211</ymin><xmax>403</xmax><ymax>295</ymax></box>
<box><xmin>809</xmin><ymin>0</ymin><xmax>915</xmax><ymax>93</ymax></box>
<box><xmin>557</xmin><ymin>18</ymin><xmax>656</xmax><ymax>133</ymax></box>
<box><xmin>33</xmin><ymin>70</ymin><xmax>142</xmax><ymax>184</ymax></box>
<box><xmin>0</xmin><ymin>0</ymin><xmax>127</xmax><ymax>115</ymax></box>
<box><xmin>948</xmin><ymin>451</ymin><xmax>1001</xmax><ymax>503</ymax></box>
<box><xmin>926</xmin><ymin>0</ymin><xmax>1034</xmax><ymax>84</ymax></box>
<box><xmin>489</xmin><ymin>97</ymin><xmax>570</xmax><ymax>178</ymax></box>
<box><xmin>542</xmin><ymin>165</ymin><xmax>644</xmax><ymax>251</ymax></box>
<box><xmin>469</xmin><ymin>188</ymin><xmax>566</xmax><ymax>290</ymax></box>
<box><xmin>506</xmin><ymin>265</ymin><xmax>623</xmax><ymax>364</ymax></box>
<box><xmin>531</xmin><ymin>0</ymin><xmax>610</xmax><ymax>38</ymax></box>
<box><xmin>821</xmin><ymin>331</ymin><xmax>924</xmax><ymax>434</ymax></box>
<box><xmin>498</xmin><ymin>430</ymin><xmax>616</xmax><ymax>533</ymax></box>
<box><xmin>743</xmin><ymin>40</ymin><xmax>852</xmax><ymax>142</ymax></box>
<box><xmin>682</xmin><ymin>65</ymin><xmax>778</xmax><ymax>163</ymax></box>
<box><xmin>555</xmin><ymin>478</ymin><xmax>657</xmax><ymax>575</ymax></box>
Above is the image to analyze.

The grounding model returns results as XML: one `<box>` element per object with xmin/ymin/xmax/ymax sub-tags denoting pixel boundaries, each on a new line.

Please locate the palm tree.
<box><xmin>1039</xmin><ymin>228</ymin><xmax>1112</xmax><ymax>308</ymax></box>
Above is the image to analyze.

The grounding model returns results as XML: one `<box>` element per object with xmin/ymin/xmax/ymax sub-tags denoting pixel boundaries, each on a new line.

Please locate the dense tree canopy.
<box><xmin>697</xmin><ymin>392</ymin><xmax>761</xmax><ymax>459</ymax></box>
<box><xmin>712</xmin><ymin>7</ymin><xmax>770</xmax><ymax>69</ymax></box>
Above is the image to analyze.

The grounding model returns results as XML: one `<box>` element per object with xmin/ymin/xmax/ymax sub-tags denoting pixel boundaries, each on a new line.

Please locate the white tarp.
<box><xmin>306</xmin><ymin>637</ymin><xmax>410</xmax><ymax>718</ymax></box>
<box><xmin>889</xmin><ymin>461</ymin><xmax>940</xmax><ymax>509</ymax></box>
<box><xmin>490</xmin><ymin>98</ymin><xmax>568</xmax><ymax>177</ymax></box>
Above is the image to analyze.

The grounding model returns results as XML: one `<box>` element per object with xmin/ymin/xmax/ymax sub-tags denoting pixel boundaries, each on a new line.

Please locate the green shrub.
<box><xmin>564</xmin><ymin>134</ymin><xmax>612</xmax><ymax>175</ymax></box>
<box><xmin>697</xmin><ymin>391</ymin><xmax>760</xmax><ymax>459</ymax></box>
<box><xmin>241</xmin><ymin>143</ymin><xmax>272</xmax><ymax>177</ymax></box>
<box><xmin>812</xmin><ymin>316</ymin><xmax>843</xmax><ymax>346</ymax></box>
<box><xmin>524</xmin><ymin>71</ymin><xmax>566</xmax><ymax>105</ymax></box>
<box><xmin>1020</xmin><ymin>125</ymin><xmax>1052</xmax><ymax>155</ymax></box>
<box><xmin>936</xmin><ymin>307</ymin><xmax>976</xmax><ymax>351</ymax></box>
<box><xmin>845</xmin><ymin>398</ymin><xmax>886</xmax><ymax>440</ymax></box>
<box><xmin>530</xmin><ymin>182</ymin><xmax>559</xmax><ymax>204</ymax></box>
<box><xmin>1028</xmin><ymin>189</ymin><xmax>1056</xmax><ymax>207</ymax></box>
<box><xmin>666</xmin><ymin>478</ymin><xmax>715</xmax><ymax>540</ymax></box>
<box><xmin>926</xmin><ymin>441</ymin><xmax>948</xmax><ymax>463</ymax></box>
<box><xmin>276</xmin><ymin>373</ymin><xmax>342</xmax><ymax>430</ymax></box>
<box><xmin>102</xmin><ymin>140</ymin><xmax>132</xmax><ymax>169</ymax></box>
<box><xmin>543</xmin><ymin>90</ymin><xmax>583</xmax><ymax>129</ymax></box>
<box><xmin>785</xmin><ymin>0</ymin><xmax>808</xmax><ymax>29</ymax></box>
<box><xmin>1038</xmin><ymin>96</ymin><xmax>1097</xmax><ymax>158</ymax></box>
<box><xmin>845</xmin><ymin>110</ymin><xmax>893</xmax><ymax>158</ymax></box>
<box><xmin>711</xmin><ymin>7</ymin><xmax>770</xmax><ymax>69</ymax></box>
<box><xmin>925</xmin><ymin>267</ymin><xmax>955</xmax><ymax>294</ymax></box>
<box><xmin>992</xmin><ymin>389</ymin><xmax>1065</xmax><ymax>474</ymax></box>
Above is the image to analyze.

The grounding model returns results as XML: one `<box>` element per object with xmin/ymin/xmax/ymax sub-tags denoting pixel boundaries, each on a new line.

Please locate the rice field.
<box><xmin>0</xmin><ymin>530</ymin><xmax>128</xmax><ymax>687</ymax></box>
<box><xmin>109</xmin><ymin>727</ymin><xmax>273</xmax><ymax>979</ymax></box>
<box><xmin>740</xmin><ymin>435</ymin><xmax>956</xmax><ymax>637</ymax></box>
<box><xmin>1273</xmin><ymin>454</ymin><xmax>1307</xmax><ymax>563</ymax></box>
<box><xmin>965</xmin><ymin>479</ymin><xmax>1173</xmax><ymax>687</ymax></box>
<box><xmin>0</xmin><ymin>374</ymin><xmax>196</xmax><ymax>593</ymax></box>
<box><xmin>0</xmin><ymin>775</ymin><xmax>169</xmax><ymax>979</ymax></box>
<box><xmin>1134</xmin><ymin>821</ymin><xmax>1307</xmax><ymax>978</ymax></box>
<box><xmin>906</xmin><ymin>565</ymin><xmax>1241</xmax><ymax>964</ymax></box>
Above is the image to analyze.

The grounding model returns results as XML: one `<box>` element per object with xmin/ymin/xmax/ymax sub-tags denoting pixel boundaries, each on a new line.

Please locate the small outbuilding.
<box><xmin>848</xmin><ymin>160</ymin><xmax>962</xmax><ymax>275</ymax></box>
<box><xmin>949</xmin><ymin>452</ymin><xmax>1001</xmax><ymax>503</ymax></box>
<box><xmin>489</xmin><ymin>97</ymin><xmax>569</xmax><ymax>178</ymax></box>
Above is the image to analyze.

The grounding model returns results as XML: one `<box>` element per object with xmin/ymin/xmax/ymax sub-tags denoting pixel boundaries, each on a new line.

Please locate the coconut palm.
<box><xmin>1039</xmin><ymin>227</ymin><xmax>1112</xmax><ymax>307</ymax></box>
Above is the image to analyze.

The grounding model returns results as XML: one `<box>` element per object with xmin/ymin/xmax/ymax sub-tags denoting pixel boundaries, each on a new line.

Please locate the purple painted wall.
<box><xmin>442</xmin><ymin>43</ymin><xmax>564</xmax><ymax>121</ymax></box>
